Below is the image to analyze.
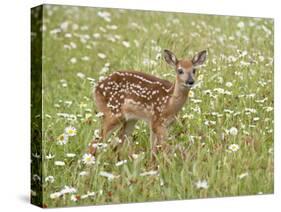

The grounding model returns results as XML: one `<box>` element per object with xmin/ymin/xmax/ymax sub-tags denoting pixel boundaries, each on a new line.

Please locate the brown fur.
<box><xmin>89</xmin><ymin>49</ymin><xmax>207</xmax><ymax>156</ymax></box>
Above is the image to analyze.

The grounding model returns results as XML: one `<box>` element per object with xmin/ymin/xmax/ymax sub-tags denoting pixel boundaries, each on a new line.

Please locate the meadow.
<box><xmin>31</xmin><ymin>5</ymin><xmax>274</xmax><ymax>207</ymax></box>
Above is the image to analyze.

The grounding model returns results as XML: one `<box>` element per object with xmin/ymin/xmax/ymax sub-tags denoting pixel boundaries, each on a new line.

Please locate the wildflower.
<box><xmin>93</xmin><ymin>33</ymin><xmax>101</xmax><ymax>38</ymax></box>
<box><xmin>70</xmin><ymin>57</ymin><xmax>77</xmax><ymax>64</ymax></box>
<box><xmin>113</xmin><ymin>137</ymin><xmax>122</xmax><ymax>144</ymax></box>
<box><xmin>81</xmin><ymin>25</ymin><xmax>89</xmax><ymax>31</ymax></box>
<box><xmin>33</xmin><ymin>174</ymin><xmax>41</xmax><ymax>181</ymax></box>
<box><xmin>140</xmin><ymin>170</ymin><xmax>158</xmax><ymax>176</ymax></box>
<box><xmin>45</xmin><ymin>153</ymin><xmax>55</xmax><ymax>160</ymax></box>
<box><xmin>259</xmin><ymin>55</ymin><xmax>265</xmax><ymax>62</ymax></box>
<box><xmin>92</xmin><ymin>142</ymin><xmax>108</xmax><ymax>149</ymax></box>
<box><xmin>156</xmin><ymin>52</ymin><xmax>162</xmax><ymax>60</ymax></box>
<box><xmin>93</xmin><ymin>129</ymin><xmax>101</xmax><ymax>138</ymax></box>
<box><xmin>64</xmin><ymin>33</ymin><xmax>72</xmax><ymax>38</ymax></box>
<box><xmin>265</xmin><ymin>107</ymin><xmax>273</xmax><ymax>112</ymax></box>
<box><xmin>189</xmin><ymin>90</ymin><xmax>195</xmax><ymax>97</ymax></box>
<box><xmin>61</xmin><ymin>82</ymin><xmax>67</xmax><ymax>87</ymax></box>
<box><xmin>204</xmin><ymin>120</ymin><xmax>216</xmax><ymax>126</ymax></box>
<box><xmin>60</xmin><ymin>186</ymin><xmax>77</xmax><ymax>195</ymax></box>
<box><xmin>32</xmin><ymin>152</ymin><xmax>40</xmax><ymax>159</ymax></box>
<box><xmin>225</xmin><ymin>82</ymin><xmax>233</xmax><ymax>87</ymax></box>
<box><xmin>229</xmin><ymin>127</ymin><xmax>238</xmax><ymax>136</ymax></box>
<box><xmin>82</xmin><ymin>153</ymin><xmax>95</xmax><ymax>165</ymax></box>
<box><xmin>76</xmin><ymin>72</ymin><xmax>85</xmax><ymax>79</ymax></box>
<box><xmin>50</xmin><ymin>192</ymin><xmax>62</xmax><ymax>199</ymax></box>
<box><xmin>268</xmin><ymin>147</ymin><xmax>273</xmax><ymax>154</ymax></box>
<box><xmin>214</xmin><ymin>88</ymin><xmax>225</xmax><ymax>94</ymax></box>
<box><xmin>81</xmin><ymin>191</ymin><xmax>96</xmax><ymax>199</ymax></box>
<box><xmin>240</xmin><ymin>50</ymin><xmax>248</xmax><ymax>57</ymax></box>
<box><xmin>238</xmin><ymin>172</ymin><xmax>249</xmax><ymax>179</ymax></box>
<box><xmin>79</xmin><ymin>102</ymin><xmax>87</xmax><ymax>108</ymax></box>
<box><xmin>106</xmin><ymin>24</ymin><xmax>118</xmax><ymax>30</ymax></box>
<box><xmin>31</xmin><ymin>190</ymin><xmax>37</xmax><ymax>196</ymax></box>
<box><xmin>54</xmin><ymin>161</ymin><xmax>65</xmax><ymax>166</ymax></box>
<box><xmin>64</xmin><ymin>126</ymin><xmax>77</xmax><ymax>137</ymax></box>
<box><xmin>79</xmin><ymin>171</ymin><xmax>89</xmax><ymax>176</ymax></box>
<box><xmin>143</xmin><ymin>58</ymin><xmax>157</xmax><ymax>66</ymax></box>
<box><xmin>134</xmin><ymin>39</ymin><xmax>140</xmax><ymax>47</ymax></box>
<box><xmin>237</xmin><ymin>21</ymin><xmax>245</xmax><ymax>28</ymax></box>
<box><xmin>253</xmin><ymin>117</ymin><xmax>260</xmax><ymax>121</ymax></box>
<box><xmin>45</xmin><ymin>176</ymin><xmax>55</xmax><ymax>183</ymax></box>
<box><xmin>122</xmin><ymin>41</ymin><xmax>130</xmax><ymax>48</ymax></box>
<box><xmin>70</xmin><ymin>195</ymin><xmax>79</xmax><ymax>202</ymax></box>
<box><xmin>203</xmin><ymin>89</ymin><xmax>212</xmax><ymax>95</ymax></box>
<box><xmin>228</xmin><ymin>144</ymin><xmax>240</xmax><ymax>152</ymax></box>
<box><xmin>66</xmin><ymin>153</ymin><xmax>76</xmax><ymax>158</ymax></box>
<box><xmin>98</xmin><ymin>76</ymin><xmax>106</xmax><ymax>81</ymax></box>
<box><xmin>245</xmin><ymin>108</ymin><xmax>257</xmax><ymax>115</ymax></box>
<box><xmin>132</xmin><ymin>154</ymin><xmax>139</xmax><ymax>159</ymax></box>
<box><xmin>95</xmin><ymin>112</ymin><xmax>104</xmax><ymax>118</ymax></box>
<box><xmin>99</xmin><ymin>171</ymin><xmax>119</xmax><ymax>180</ymax></box>
<box><xmin>63</xmin><ymin>44</ymin><xmax>71</xmax><ymax>50</ymax></box>
<box><xmin>72</xmin><ymin>23</ymin><xmax>79</xmax><ymax>30</ymax></box>
<box><xmin>57</xmin><ymin>133</ymin><xmax>68</xmax><ymax>145</ymax></box>
<box><xmin>97</xmin><ymin>11</ymin><xmax>111</xmax><ymax>22</ymax></box>
<box><xmin>70</xmin><ymin>42</ymin><xmax>77</xmax><ymax>49</ymax></box>
<box><xmin>191</xmin><ymin>99</ymin><xmax>202</xmax><ymax>103</ymax></box>
<box><xmin>81</xmin><ymin>56</ymin><xmax>90</xmax><ymax>61</ymax></box>
<box><xmin>115</xmin><ymin>160</ymin><xmax>127</xmax><ymax>167</ymax></box>
<box><xmin>98</xmin><ymin>53</ymin><xmax>106</xmax><ymax>59</ymax></box>
<box><xmin>195</xmin><ymin>180</ymin><xmax>209</xmax><ymax>189</ymax></box>
<box><xmin>54</xmin><ymin>103</ymin><xmax>60</xmax><ymax>108</ymax></box>
<box><xmin>50</xmin><ymin>28</ymin><xmax>61</xmax><ymax>35</ymax></box>
<box><xmin>197</xmin><ymin>74</ymin><xmax>204</xmax><ymax>81</ymax></box>
<box><xmin>60</xmin><ymin>21</ymin><xmax>69</xmax><ymax>31</ymax></box>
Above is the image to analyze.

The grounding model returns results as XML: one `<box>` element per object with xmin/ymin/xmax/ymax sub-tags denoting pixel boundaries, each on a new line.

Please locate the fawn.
<box><xmin>89</xmin><ymin>49</ymin><xmax>207</xmax><ymax>155</ymax></box>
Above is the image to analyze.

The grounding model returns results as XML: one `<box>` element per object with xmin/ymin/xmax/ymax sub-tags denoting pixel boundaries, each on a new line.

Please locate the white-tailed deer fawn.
<box><xmin>89</xmin><ymin>49</ymin><xmax>207</xmax><ymax>155</ymax></box>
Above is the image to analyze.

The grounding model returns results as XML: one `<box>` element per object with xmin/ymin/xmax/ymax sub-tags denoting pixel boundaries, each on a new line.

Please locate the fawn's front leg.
<box><xmin>150</xmin><ymin>121</ymin><xmax>167</xmax><ymax>156</ymax></box>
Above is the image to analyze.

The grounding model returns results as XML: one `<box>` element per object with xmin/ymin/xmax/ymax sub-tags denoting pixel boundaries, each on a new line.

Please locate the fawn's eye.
<box><xmin>177</xmin><ymin>69</ymin><xmax>184</xmax><ymax>75</ymax></box>
<box><xmin>192</xmin><ymin>68</ymin><xmax>196</xmax><ymax>74</ymax></box>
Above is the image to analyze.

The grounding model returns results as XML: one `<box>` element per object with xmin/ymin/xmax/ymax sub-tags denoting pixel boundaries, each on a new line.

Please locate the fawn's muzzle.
<box><xmin>185</xmin><ymin>79</ymin><xmax>195</xmax><ymax>86</ymax></box>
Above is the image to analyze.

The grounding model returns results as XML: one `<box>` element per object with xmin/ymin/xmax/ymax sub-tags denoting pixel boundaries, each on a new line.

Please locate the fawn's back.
<box><xmin>94</xmin><ymin>71</ymin><xmax>174</xmax><ymax>122</ymax></box>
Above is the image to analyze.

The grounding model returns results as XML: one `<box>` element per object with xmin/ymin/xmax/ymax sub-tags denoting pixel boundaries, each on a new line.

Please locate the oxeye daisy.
<box><xmin>99</xmin><ymin>171</ymin><xmax>119</xmax><ymax>180</ymax></box>
<box><xmin>140</xmin><ymin>170</ymin><xmax>158</xmax><ymax>176</ymax></box>
<box><xmin>45</xmin><ymin>176</ymin><xmax>55</xmax><ymax>183</ymax></box>
<box><xmin>54</xmin><ymin>161</ymin><xmax>65</xmax><ymax>166</ymax></box>
<box><xmin>50</xmin><ymin>192</ymin><xmax>62</xmax><ymax>199</ymax></box>
<box><xmin>64</xmin><ymin>126</ymin><xmax>77</xmax><ymax>137</ymax></box>
<box><xmin>70</xmin><ymin>194</ymin><xmax>79</xmax><ymax>202</ymax></box>
<box><xmin>228</xmin><ymin>144</ymin><xmax>240</xmax><ymax>152</ymax></box>
<box><xmin>195</xmin><ymin>180</ymin><xmax>209</xmax><ymax>189</ymax></box>
<box><xmin>229</xmin><ymin>127</ymin><xmax>238</xmax><ymax>136</ymax></box>
<box><xmin>79</xmin><ymin>171</ymin><xmax>89</xmax><ymax>176</ymax></box>
<box><xmin>66</xmin><ymin>153</ymin><xmax>76</xmax><ymax>158</ymax></box>
<box><xmin>57</xmin><ymin>133</ymin><xmax>68</xmax><ymax>145</ymax></box>
<box><xmin>82</xmin><ymin>153</ymin><xmax>96</xmax><ymax>165</ymax></box>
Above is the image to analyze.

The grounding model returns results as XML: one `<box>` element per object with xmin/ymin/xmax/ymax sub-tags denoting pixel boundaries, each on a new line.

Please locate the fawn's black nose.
<box><xmin>186</xmin><ymin>79</ymin><xmax>194</xmax><ymax>86</ymax></box>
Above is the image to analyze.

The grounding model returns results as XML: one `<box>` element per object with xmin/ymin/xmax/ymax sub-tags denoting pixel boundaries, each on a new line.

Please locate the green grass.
<box><xmin>33</xmin><ymin>4</ymin><xmax>273</xmax><ymax>208</ymax></box>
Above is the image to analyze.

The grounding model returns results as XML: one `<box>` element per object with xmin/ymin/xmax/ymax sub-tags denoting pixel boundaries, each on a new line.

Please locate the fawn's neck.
<box><xmin>166</xmin><ymin>80</ymin><xmax>190</xmax><ymax>116</ymax></box>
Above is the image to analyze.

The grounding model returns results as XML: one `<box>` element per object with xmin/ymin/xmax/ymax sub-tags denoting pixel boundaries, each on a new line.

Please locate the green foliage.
<box><xmin>34</xmin><ymin>5</ymin><xmax>274</xmax><ymax>207</ymax></box>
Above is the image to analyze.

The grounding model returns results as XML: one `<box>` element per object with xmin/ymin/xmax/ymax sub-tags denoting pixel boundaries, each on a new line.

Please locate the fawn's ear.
<box><xmin>192</xmin><ymin>50</ymin><xmax>207</xmax><ymax>66</ymax></box>
<box><xmin>163</xmin><ymin>49</ymin><xmax>178</xmax><ymax>67</ymax></box>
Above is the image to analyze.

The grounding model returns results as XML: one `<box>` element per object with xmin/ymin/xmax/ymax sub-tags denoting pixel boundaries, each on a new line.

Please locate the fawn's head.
<box><xmin>163</xmin><ymin>49</ymin><xmax>207</xmax><ymax>89</ymax></box>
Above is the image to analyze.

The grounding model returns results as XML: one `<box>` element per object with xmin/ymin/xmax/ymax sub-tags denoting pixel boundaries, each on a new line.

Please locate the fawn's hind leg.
<box><xmin>118</xmin><ymin>120</ymin><xmax>137</xmax><ymax>142</ymax></box>
<box><xmin>89</xmin><ymin>114</ymin><xmax>123</xmax><ymax>154</ymax></box>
